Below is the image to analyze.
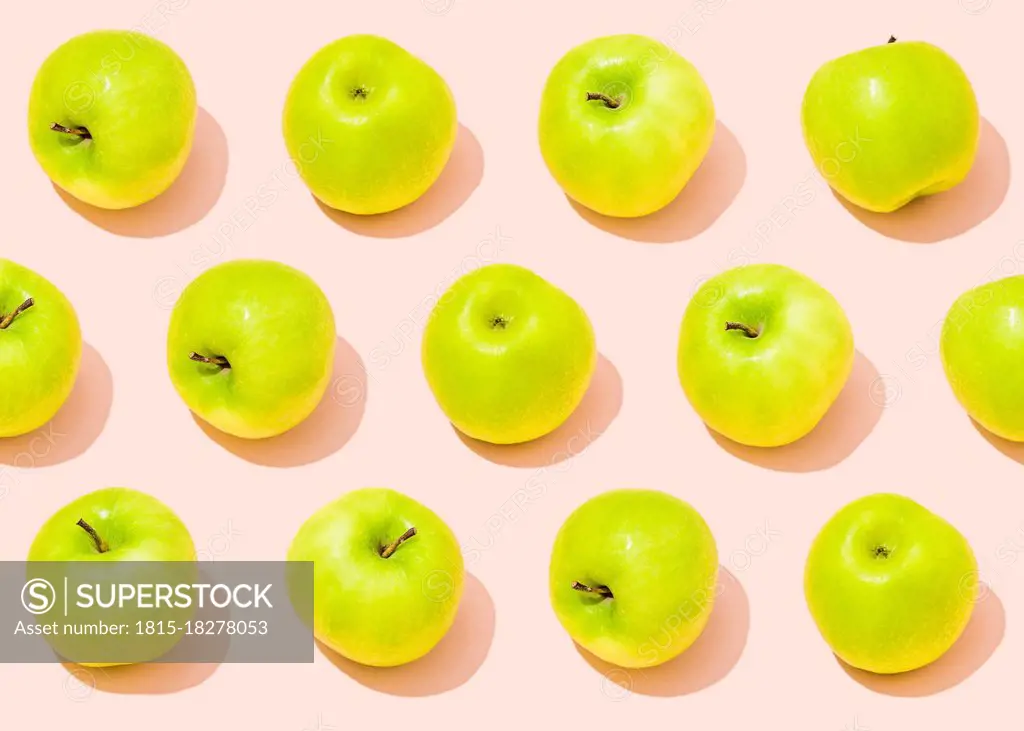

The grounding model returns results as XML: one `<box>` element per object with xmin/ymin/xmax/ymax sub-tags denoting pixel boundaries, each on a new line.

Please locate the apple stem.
<box><xmin>571</xmin><ymin>581</ymin><xmax>613</xmax><ymax>599</ymax></box>
<box><xmin>76</xmin><ymin>519</ymin><xmax>109</xmax><ymax>554</ymax></box>
<box><xmin>585</xmin><ymin>92</ymin><xmax>622</xmax><ymax>109</ymax></box>
<box><xmin>380</xmin><ymin>527</ymin><xmax>417</xmax><ymax>559</ymax></box>
<box><xmin>189</xmin><ymin>352</ymin><xmax>231</xmax><ymax>369</ymax></box>
<box><xmin>50</xmin><ymin>122</ymin><xmax>92</xmax><ymax>139</ymax></box>
<box><xmin>725</xmin><ymin>321</ymin><xmax>760</xmax><ymax>339</ymax></box>
<box><xmin>0</xmin><ymin>298</ymin><xmax>34</xmax><ymax>330</ymax></box>
<box><xmin>888</xmin><ymin>35</ymin><xmax>897</xmax><ymax>43</ymax></box>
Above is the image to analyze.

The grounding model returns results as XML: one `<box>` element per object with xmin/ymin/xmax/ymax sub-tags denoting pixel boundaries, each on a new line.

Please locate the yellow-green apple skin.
<box><xmin>167</xmin><ymin>260</ymin><xmax>335</xmax><ymax>439</ymax></box>
<box><xmin>678</xmin><ymin>264</ymin><xmax>854</xmax><ymax>447</ymax></box>
<box><xmin>28</xmin><ymin>31</ymin><xmax>196</xmax><ymax>210</ymax></box>
<box><xmin>283</xmin><ymin>34</ymin><xmax>457</xmax><ymax>215</ymax></box>
<box><xmin>804</xmin><ymin>494</ymin><xmax>977</xmax><ymax>674</ymax></box>
<box><xmin>940</xmin><ymin>276</ymin><xmax>1024</xmax><ymax>440</ymax></box>
<box><xmin>28</xmin><ymin>487</ymin><xmax>196</xmax><ymax>667</ymax></box>
<box><xmin>539</xmin><ymin>34</ymin><xmax>715</xmax><ymax>218</ymax></box>
<box><xmin>802</xmin><ymin>40</ymin><xmax>979</xmax><ymax>213</ymax></box>
<box><xmin>549</xmin><ymin>489</ymin><xmax>718</xmax><ymax>668</ymax></box>
<box><xmin>421</xmin><ymin>263</ymin><xmax>596</xmax><ymax>444</ymax></box>
<box><xmin>0</xmin><ymin>260</ymin><xmax>81</xmax><ymax>437</ymax></box>
<box><xmin>288</xmin><ymin>488</ymin><xmax>464</xmax><ymax>667</ymax></box>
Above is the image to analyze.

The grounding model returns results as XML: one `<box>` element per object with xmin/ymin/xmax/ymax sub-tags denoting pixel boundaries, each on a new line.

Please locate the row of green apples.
<box><xmin>1</xmin><ymin>252</ymin><xmax>1013</xmax><ymax>674</ymax></box>
<box><xmin>32</xmin><ymin>483</ymin><xmax>976</xmax><ymax>675</ymax></box>
<box><xmin>3</xmin><ymin>254</ymin><xmax>1022</xmax><ymax>448</ymax></box>
<box><xmin>30</xmin><ymin>31</ymin><xmax>978</xmax><ymax>217</ymax></box>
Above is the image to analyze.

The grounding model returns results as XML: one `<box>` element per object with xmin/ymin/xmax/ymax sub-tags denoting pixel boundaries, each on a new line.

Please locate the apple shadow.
<box><xmin>455</xmin><ymin>353</ymin><xmax>622</xmax><ymax>468</ymax></box>
<box><xmin>568</xmin><ymin>120</ymin><xmax>745</xmax><ymax>243</ymax></box>
<box><xmin>835</xmin><ymin>118</ymin><xmax>1009</xmax><ymax>244</ymax></box>
<box><xmin>60</xmin><ymin>661</ymin><xmax>220</xmax><ymax>697</ymax></box>
<box><xmin>0</xmin><ymin>343</ymin><xmax>112</xmax><ymax>467</ymax></box>
<box><xmin>193</xmin><ymin>336</ymin><xmax>367</xmax><ymax>467</ymax></box>
<box><xmin>317</xmin><ymin>124</ymin><xmax>483</xmax><ymax>238</ymax></box>
<box><xmin>970</xmin><ymin>419</ymin><xmax>1024</xmax><ymax>464</ymax></box>
<box><xmin>53</xmin><ymin>107</ymin><xmax>228</xmax><ymax>238</ymax></box>
<box><xmin>839</xmin><ymin>587</ymin><xmax>1004</xmax><ymax>697</ymax></box>
<box><xmin>709</xmin><ymin>350</ymin><xmax>882</xmax><ymax>472</ymax></box>
<box><xmin>56</xmin><ymin>568</ymin><xmax>230</xmax><ymax>695</ymax></box>
<box><xmin>318</xmin><ymin>573</ymin><xmax>494</xmax><ymax>696</ymax></box>
<box><xmin>577</xmin><ymin>567</ymin><xmax>748</xmax><ymax>697</ymax></box>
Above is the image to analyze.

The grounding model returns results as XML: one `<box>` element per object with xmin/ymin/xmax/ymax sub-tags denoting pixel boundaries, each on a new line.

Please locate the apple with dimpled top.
<box><xmin>539</xmin><ymin>34</ymin><xmax>715</xmax><ymax>218</ymax></box>
<box><xmin>28</xmin><ymin>487</ymin><xmax>196</xmax><ymax>667</ymax></box>
<box><xmin>805</xmin><ymin>493</ymin><xmax>977</xmax><ymax>673</ymax></box>
<box><xmin>0</xmin><ymin>259</ymin><xmax>81</xmax><ymax>437</ymax></box>
<box><xmin>288</xmin><ymin>487</ymin><xmax>464</xmax><ymax>667</ymax></box>
<box><xmin>677</xmin><ymin>263</ymin><xmax>854</xmax><ymax>447</ymax></box>
<box><xmin>549</xmin><ymin>489</ymin><xmax>718</xmax><ymax>668</ymax></box>
<box><xmin>28</xmin><ymin>30</ymin><xmax>196</xmax><ymax>209</ymax></box>
<box><xmin>283</xmin><ymin>34</ymin><xmax>457</xmax><ymax>215</ymax></box>
<box><xmin>421</xmin><ymin>263</ymin><xmax>596</xmax><ymax>445</ymax></box>
<box><xmin>166</xmin><ymin>259</ymin><xmax>336</xmax><ymax>439</ymax></box>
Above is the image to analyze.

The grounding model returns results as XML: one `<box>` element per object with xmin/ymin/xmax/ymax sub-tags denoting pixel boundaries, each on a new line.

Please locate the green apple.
<box><xmin>421</xmin><ymin>263</ymin><xmax>596</xmax><ymax>444</ymax></box>
<box><xmin>28</xmin><ymin>30</ymin><xmax>196</xmax><ymax>210</ymax></box>
<box><xmin>802</xmin><ymin>38</ymin><xmax>979</xmax><ymax>213</ymax></box>
<box><xmin>549</xmin><ymin>489</ymin><xmax>718</xmax><ymax>668</ymax></box>
<box><xmin>940</xmin><ymin>275</ymin><xmax>1024</xmax><ymax>440</ymax></box>
<box><xmin>283</xmin><ymin>34</ymin><xmax>457</xmax><ymax>215</ymax></box>
<box><xmin>0</xmin><ymin>259</ymin><xmax>81</xmax><ymax>438</ymax></box>
<box><xmin>678</xmin><ymin>264</ymin><xmax>854</xmax><ymax>447</ymax></box>
<box><xmin>805</xmin><ymin>493</ymin><xmax>977</xmax><ymax>674</ymax></box>
<box><xmin>539</xmin><ymin>34</ymin><xmax>715</xmax><ymax>218</ymax></box>
<box><xmin>28</xmin><ymin>487</ymin><xmax>196</xmax><ymax>666</ymax></box>
<box><xmin>288</xmin><ymin>487</ymin><xmax>464</xmax><ymax>667</ymax></box>
<box><xmin>167</xmin><ymin>259</ymin><xmax>336</xmax><ymax>439</ymax></box>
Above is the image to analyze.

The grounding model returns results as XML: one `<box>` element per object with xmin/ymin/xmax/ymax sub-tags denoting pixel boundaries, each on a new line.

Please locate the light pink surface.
<box><xmin>0</xmin><ymin>0</ymin><xmax>1019</xmax><ymax>727</ymax></box>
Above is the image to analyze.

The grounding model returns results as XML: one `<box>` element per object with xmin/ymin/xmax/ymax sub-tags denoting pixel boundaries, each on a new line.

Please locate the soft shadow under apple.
<box><xmin>61</xmin><ymin>661</ymin><xmax>220</xmax><ymax>696</ymax></box>
<box><xmin>577</xmin><ymin>567</ymin><xmax>748</xmax><ymax>697</ymax></box>
<box><xmin>0</xmin><ymin>343</ymin><xmax>112</xmax><ymax>467</ymax></box>
<box><xmin>318</xmin><ymin>573</ymin><xmax>494</xmax><ymax>696</ymax></box>
<box><xmin>709</xmin><ymin>350</ymin><xmax>882</xmax><ymax>472</ymax></box>
<box><xmin>834</xmin><ymin>118</ymin><xmax>1008</xmax><ymax>244</ymax></box>
<box><xmin>839</xmin><ymin>587</ymin><xmax>1004</xmax><ymax>697</ymax></box>
<box><xmin>569</xmin><ymin>120</ymin><xmax>746</xmax><ymax>243</ymax></box>
<box><xmin>57</xmin><ymin>569</ymin><xmax>230</xmax><ymax>695</ymax></box>
<box><xmin>54</xmin><ymin>107</ymin><xmax>228</xmax><ymax>238</ymax></box>
<box><xmin>194</xmin><ymin>337</ymin><xmax>367</xmax><ymax>467</ymax></box>
<box><xmin>317</xmin><ymin>123</ymin><xmax>483</xmax><ymax>238</ymax></box>
<box><xmin>971</xmin><ymin>419</ymin><xmax>1024</xmax><ymax>464</ymax></box>
<box><xmin>456</xmin><ymin>353</ymin><xmax>622</xmax><ymax>468</ymax></box>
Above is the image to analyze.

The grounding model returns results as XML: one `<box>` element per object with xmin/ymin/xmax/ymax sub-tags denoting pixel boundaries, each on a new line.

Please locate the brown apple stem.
<box><xmin>189</xmin><ymin>352</ymin><xmax>231</xmax><ymax>369</ymax></box>
<box><xmin>50</xmin><ymin>122</ymin><xmax>92</xmax><ymax>139</ymax></box>
<box><xmin>725</xmin><ymin>321</ymin><xmax>760</xmax><ymax>338</ymax></box>
<box><xmin>76</xmin><ymin>519</ymin><xmax>109</xmax><ymax>554</ymax></box>
<box><xmin>585</xmin><ymin>92</ymin><xmax>621</xmax><ymax>109</ymax></box>
<box><xmin>380</xmin><ymin>527</ymin><xmax>417</xmax><ymax>558</ymax></box>
<box><xmin>571</xmin><ymin>581</ymin><xmax>613</xmax><ymax>599</ymax></box>
<box><xmin>888</xmin><ymin>35</ymin><xmax>897</xmax><ymax>43</ymax></box>
<box><xmin>0</xmin><ymin>298</ymin><xmax>34</xmax><ymax>330</ymax></box>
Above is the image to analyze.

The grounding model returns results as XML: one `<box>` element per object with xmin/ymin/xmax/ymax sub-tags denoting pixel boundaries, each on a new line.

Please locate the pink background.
<box><xmin>0</xmin><ymin>0</ymin><xmax>1019</xmax><ymax>728</ymax></box>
